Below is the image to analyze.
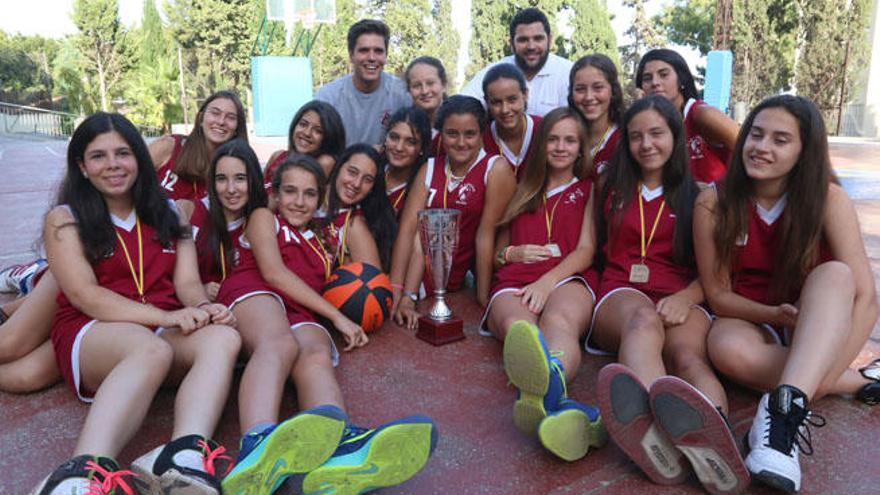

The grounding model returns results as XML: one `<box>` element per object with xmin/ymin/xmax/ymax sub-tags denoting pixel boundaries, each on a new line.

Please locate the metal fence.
<box><xmin>0</xmin><ymin>102</ymin><xmax>162</xmax><ymax>139</ymax></box>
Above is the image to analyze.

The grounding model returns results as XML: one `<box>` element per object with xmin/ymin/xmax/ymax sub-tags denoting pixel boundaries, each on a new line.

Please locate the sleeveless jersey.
<box><xmin>52</xmin><ymin>209</ymin><xmax>182</xmax><ymax>395</ymax></box>
<box><xmin>430</xmin><ymin>130</ymin><xmax>442</xmax><ymax>158</ymax></box>
<box><xmin>424</xmin><ymin>149</ymin><xmax>500</xmax><ymax>291</ymax></box>
<box><xmin>218</xmin><ymin>214</ymin><xmax>329</xmax><ymax>325</ymax></box>
<box><xmin>598</xmin><ymin>186</ymin><xmax>694</xmax><ymax>302</ymax></box>
<box><xmin>156</xmin><ymin>135</ymin><xmax>206</xmax><ymax>201</ymax></box>
<box><xmin>263</xmin><ymin>150</ymin><xmax>288</xmax><ymax>195</ymax></box>
<box><xmin>732</xmin><ymin>201</ymin><xmax>832</xmax><ymax>305</ymax></box>
<box><xmin>387</xmin><ymin>182</ymin><xmax>407</xmax><ymax>218</ymax></box>
<box><xmin>491</xmin><ymin>178</ymin><xmax>595</xmax><ymax>296</ymax></box>
<box><xmin>319</xmin><ymin>207</ymin><xmax>362</xmax><ymax>264</ymax></box>
<box><xmin>684</xmin><ymin>99</ymin><xmax>730</xmax><ymax>184</ymax></box>
<box><xmin>482</xmin><ymin>114</ymin><xmax>541</xmax><ymax>180</ymax></box>
<box><xmin>592</xmin><ymin>126</ymin><xmax>620</xmax><ymax>175</ymax></box>
<box><xmin>190</xmin><ymin>198</ymin><xmax>245</xmax><ymax>284</ymax></box>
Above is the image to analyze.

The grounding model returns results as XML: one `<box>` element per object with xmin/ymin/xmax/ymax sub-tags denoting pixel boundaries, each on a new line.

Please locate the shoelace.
<box><xmin>764</xmin><ymin>406</ymin><xmax>827</xmax><ymax>457</ymax></box>
<box><xmin>197</xmin><ymin>440</ymin><xmax>234</xmax><ymax>478</ymax></box>
<box><xmin>84</xmin><ymin>460</ymin><xmax>136</xmax><ymax>495</ymax></box>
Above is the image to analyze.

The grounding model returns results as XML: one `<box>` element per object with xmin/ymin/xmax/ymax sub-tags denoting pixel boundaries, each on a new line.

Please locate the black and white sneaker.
<box><xmin>32</xmin><ymin>455</ymin><xmax>136</xmax><ymax>495</ymax></box>
<box><xmin>131</xmin><ymin>435</ymin><xmax>232</xmax><ymax>494</ymax></box>
<box><xmin>856</xmin><ymin>359</ymin><xmax>880</xmax><ymax>405</ymax></box>
<box><xmin>744</xmin><ymin>385</ymin><xmax>825</xmax><ymax>493</ymax></box>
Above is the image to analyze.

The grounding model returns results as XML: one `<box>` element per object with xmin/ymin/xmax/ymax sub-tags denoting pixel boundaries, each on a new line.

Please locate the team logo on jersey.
<box><xmin>162</xmin><ymin>246</ymin><xmax>176</xmax><ymax>254</ymax></box>
<box><xmin>563</xmin><ymin>188</ymin><xmax>585</xmax><ymax>205</ymax></box>
<box><xmin>689</xmin><ymin>136</ymin><xmax>705</xmax><ymax>159</ymax></box>
<box><xmin>455</xmin><ymin>183</ymin><xmax>477</xmax><ymax>205</ymax></box>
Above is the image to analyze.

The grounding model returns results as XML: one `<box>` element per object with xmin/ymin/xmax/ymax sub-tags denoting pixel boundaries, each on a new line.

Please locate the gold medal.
<box><xmin>545</xmin><ymin>243</ymin><xmax>561</xmax><ymax>257</ymax></box>
<box><xmin>629</xmin><ymin>263</ymin><xmax>650</xmax><ymax>283</ymax></box>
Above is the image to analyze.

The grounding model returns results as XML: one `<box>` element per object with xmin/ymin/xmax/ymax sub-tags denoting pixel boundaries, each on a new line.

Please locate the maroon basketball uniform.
<box><xmin>156</xmin><ymin>135</ymin><xmax>207</xmax><ymax>201</ymax></box>
<box><xmin>218</xmin><ymin>214</ymin><xmax>330</xmax><ymax>326</ymax></box>
<box><xmin>387</xmin><ymin>182</ymin><xmax>407</xmax><ymax>218</ymax></box>
<box><xmin>491</xmin><ymin>178</ymin><xmax>595</xmax><ymax>297</ymax></box>
<box><xmin>592</xmin><ymin>126</ymin><xmax>620</xmax><ymax>175</ymax></box>
<box><xmin>263</xmin><ymin>150</ymin><xmax>288</xmax><ymax>195</ymax></box>
<box><xmin>51</xmin><ymin>210</ymin><xmax>182</xmax><ymax>399</ymax></box>
<box><xmin>424</xmin><ymin>149</ymin><xmax>501</xmax><ymax>291</ymax></box>
<box><xmin>684</xmin><ymin>99</ymin><xmax>730</xmax><ymax>184</ymax></box>
<box><xmin>598</xmin><ymin>186</ymin><xmax>694</xmax><ymax>303</ymax></box>
<box><xmin>482</xmin><ymin>114</ymin><xmax>541</xmax><ymax>180</ymax></box>
<box><xmin>319</xmin><ymin>208</ymin><xmax>363</xmax><ymax>264</ymax></box>
<box><xmin>190</xmin><ymin>198</ymin><xmax>245</xmax><ymax>284</ymax></box>
<box><xmin>430</xmin><ymin>130</ymin><xmax>441</xmax><ymax>158</ymax></box>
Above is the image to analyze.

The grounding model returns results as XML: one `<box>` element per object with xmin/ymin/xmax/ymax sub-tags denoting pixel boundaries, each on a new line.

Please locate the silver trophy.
<box><xmin>416</xmin><ymin>209</ymin><xmax>465</xmax><ymax>344</ymax></box>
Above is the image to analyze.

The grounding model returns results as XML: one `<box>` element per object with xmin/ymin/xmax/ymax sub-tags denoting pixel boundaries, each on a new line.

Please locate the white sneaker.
<box><xmin>131</xmin><ymin>435</ymin><xmax>231</xmax><ymax>495</ymax></box>
<box><xmin>31</xmin><ymin>455</ymin><xmax>135</xmax><ymax>495</ymax></box>
<box><xmin>745</xmin><ymin>385</ymin><xmax>824</xmax><ymax>493</ymax></box>
<box><xmin>0</xmin><ymin>258</ymin><xmax>47</xmax><ymax>295</ymax></box>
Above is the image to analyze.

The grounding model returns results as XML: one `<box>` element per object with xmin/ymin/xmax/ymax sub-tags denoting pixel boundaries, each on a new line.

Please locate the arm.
<box><xmin>824</xmin><ymin>184</ymin><xmax>879</xmax><ymax>343</ymax></box>
<box><xmin>518</xmin><ymin>188</ymin><xmax>596</xmax><ymax>313</ymax></box>
<box><xmin>693</xmin><ymin>189</ymin><xmax>795</xmax><ymax>326</ymax></box>
<box><xmin>248</xmin><ymin>208</ymin><xmax>367</xmax><ymax>350</ymax></box>
<box><xmin>389</xmin><ymin>165</ymin><xmax>429</xmax><ymax>311</ymax></box>
<box><xmin>344</xmin><ymin>215</ymin><xmax>381</xmax><ymax>268</ymax></box>
<box><xmin>148</xmin><ymin>136</ymin><xmax>177</xmax><ymax>171</ymax></box>
<box><xmin>44</xmin><ymin>207</ymin><xmax>196</xmax><ymax>329</ymax></box>
<box><xmin>394</xmin><ymin>232</ymin><xmax>426</xmax><ymax>329</ymax></box>
<box><xmin>656</xmin><ymin>278</ymin><xmax>705</xmax><ymax>326</ymax></box>
<box><xmin>475</xmin><ymin>157</ymin><xmax>517</xmax><ymax>306</ymax></box>
<box><xmin>493</xmin><ymin>227</ymin><xmax>511</xmax><ymax>271</ymax></box>
<box><xmin>692</xmin><ymin>104</ymin><xmax>739</xmax><ymax>151</ymax></box>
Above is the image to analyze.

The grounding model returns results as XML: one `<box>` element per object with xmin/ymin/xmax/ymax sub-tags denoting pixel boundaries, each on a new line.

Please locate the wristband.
<box><xmin>403</xmin><ymin>291</ymin><xmax>418</xmax><ymax>302</ymax></box>
<box><xmin>503</xmin><ymin>245</ymin><xmax>513</xmax><ymax>263</ymax></box>
<box><xmin>391</xmin><ymin>283</ymin><xmax>404</xmax><ymax>290</ymax></box>
<box><xmin>495</xmin><ymin>247</ymin><xmax>508</xmax><ymax>266</ymax></box>
<box><xmin>196</xmin><ymin>300</ymin><xmax>212</xmax><ymax>308</ymax></box>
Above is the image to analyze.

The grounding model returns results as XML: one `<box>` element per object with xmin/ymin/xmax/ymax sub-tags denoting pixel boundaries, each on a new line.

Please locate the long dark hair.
<box><xmin>176</xmin><ymin>90</ymin><xmax>248</xmax><ymax>182</ymax></box>
<box><xmin>289</xmin><ymin>100</ymin><xmax>346</xmax><ymax>159</ymax></box>
<box><xmin>596</xmin><ymin>96</ymin><xmax>698</xmax><ymax>268</ymax></box>
<box><xmin>326</xmin><ymin>144</ymin><xmax>397</xmax><ymax>270</ymax></box>
<box><xmin>204</xmin><ymin>139</ymin><xmax>267</xmax><ymax>275</ymax></box>
<box><xmin>715</xmin><ymin>95</ymin><xmax>837</xmax><ymax>303</ymax></box>
<box><xmin>568</xmin><ymin>53</ymin><xmax>624</xmax><ymax>129</ymax></box>
<box><xmin>500</xmin><ymin>108</ymin><xmax>589</xmax><ymax>226</ymax></box>
<box><xmin>57</xmin><ymin>112</ymin><xmax>187</xmax><ymax>263</ymax></box>
<box><xmin>384</xmin><ymin>106</ymin><xmax>431</xmax><ymax>193</ymax></box>
<box><xmin>635</xmin><ymin>49</ymin><xmax>699</xmax><ymax>105</ymax></box>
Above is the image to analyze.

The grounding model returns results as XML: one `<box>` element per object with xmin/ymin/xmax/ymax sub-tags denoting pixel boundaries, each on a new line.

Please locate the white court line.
<box><xmin>44</xmin><ymin>146</ymin><xmax>63</xmax><ymax>157</ymax></box>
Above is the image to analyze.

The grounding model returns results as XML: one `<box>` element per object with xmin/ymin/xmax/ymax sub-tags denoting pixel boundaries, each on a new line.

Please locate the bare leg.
<box><xmin>0</xmin><ymin>272</ymin><xmax>58</xmax><ymax>363</ymax></box>
<box><xmin>539</xmin><ymin>282</ymin><xmax>593</xmax><ymax>382</ymax></box>
<box><xmin>290</xmin><ymin>324</ymin><xmax>344</xmax><ymax>411</ymax></box>
<box><xmin>486</xmin><ymin>292</ymin><xmax>538</xmax><ymax>341</ymax></box>
<box><xmin>74</xmin><ymin>323</ymin><xmax>173</xmax><ymax>457</ymax></box>
<box><xmin>161</xmin><ymin>324</ymin><xmax>241</xmax><ymax>438</ymax></box>
<box><xmin>0</xmin><ymin>340</ymin><xmax>60</xmax><ymax>393</ymax></box>
<box><xmin>662</xmin><ymin>309</ymin><xmax>727</xmax><ymax>412</ymax></box>
<box><xmin>234</xmin><ymin>294</ymin><xmax>299</xmax><ymax>434</ymax></box>
<box><xmin>593</xmin><ymin>290</ymin><xmax>666</xmax><ymax>386</ymax></box>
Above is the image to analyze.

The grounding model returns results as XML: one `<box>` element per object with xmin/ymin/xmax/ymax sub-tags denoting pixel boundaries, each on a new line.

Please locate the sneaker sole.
<box><xmin>503</xmin><ymin>321</ymin><xmax>552</xmax><ymax>436</ymax></box>
<box><xmin>596</xmin><ymin>364</ymin><xmax>688</xmax><ymax>485</ymax></box>
<box><xmin>538</xmin><ymin>408</ymin><xmax>608</xmax><ymax>461</ymax></box>
<box><xmin>222</xmin><ymin>408</ymin><xmax>347</xmax><ymax>495</ymax></box>
<box><xmin>742</xmin><ymin>434</ymin><xmax>799</xmax><ymax>493</ymax></box>
<box><xmin>650</xmin><ymin>376</ymin><xmax>750</xmax><ymax>495</ymax></box>
<box><xmin>129</xmin><ymin>468</ymin><xmax>218</xmax><ymax>495</ymax></box>
<box><xmin>300</xmin><ymin>421</ymin><xmax>437</xmax><ymax>495</ymax></box>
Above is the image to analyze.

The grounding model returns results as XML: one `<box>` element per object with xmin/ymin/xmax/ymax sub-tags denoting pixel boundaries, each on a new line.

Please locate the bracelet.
<box><xmin>495</xmin><ymin>247</ymin><xmax>508</xmax><ymax>266</ymax></box>
<box><xmin>403</xmin><ymin>291</ymin><xmax>419</xmax><ymax>302</ymax></box>
<box><xmin>196</xmin><ymin>300</ymin><xmax>211</xmax><ymax>308</ymax></box>
<box><xmin>503</xmin><ymin>245</ymin><xmax>513</xmax><ymax>263</ymax></box>
<box><xmin>391</xmin><ymin>283</ymin><xmax>404</xmax><ymax>290</ymax></box>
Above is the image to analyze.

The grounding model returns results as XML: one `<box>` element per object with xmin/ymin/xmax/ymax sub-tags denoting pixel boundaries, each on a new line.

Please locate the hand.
<box><xmin>333</xmin><ymin>314</ymin><xmax>369</xmax><ymax>351</ymax></box>
<box><xmin>204</xmin><ymin>282</ymin><xmax>220</xmax><ymax>302</ymax></box>
<box><xmin>656</xmin><ymin>294</ymin><xmax>692</xmax><ymax>326</ymax></box>
<box><xmin>517</xmin><ymin>278</ymin><xmax>554</xmax><ymax>314</ymax></box>
<box><xmin>393</xmin><ymin>297</ymin><xmax>420</xmax><ymax>330</ymax></box>
<box><xmin>774</xmin><ymin>303</ymin><xmax>799</xmax><ymax>328</ymax></box>
<box><xmin>508</xmin><ymin>244</ymin><xmax>552</xmax><ymax>264</ymax></box>
<box><xmin>201</xmin><ymin>303</ymin><xmax>236</xmax><ymax>327</ymax></box>
<box><xmin>164</xmin><ymin>307</ymin><xmax>210</xmax><ymax>334</ymax></box>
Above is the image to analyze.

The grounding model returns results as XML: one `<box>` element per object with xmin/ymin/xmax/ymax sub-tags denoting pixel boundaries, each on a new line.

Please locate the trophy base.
<box><xmin>416</xmin><ymin>316</ymin><xmax>465</xmax><ymax>346</ymax></box>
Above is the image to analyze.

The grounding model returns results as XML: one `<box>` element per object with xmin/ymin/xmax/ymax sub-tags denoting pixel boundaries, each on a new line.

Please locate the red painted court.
<box><xmin>1</xmin><ymin>134</ymin><xmax>878</xmax><ymax>494</ymax></box>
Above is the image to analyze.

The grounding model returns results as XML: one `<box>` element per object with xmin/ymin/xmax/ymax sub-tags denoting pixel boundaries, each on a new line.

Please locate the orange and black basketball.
<box><xmin>322</xmin><ymin>262</ymin><xmax>392</xmax><ymax>333</ymax></box>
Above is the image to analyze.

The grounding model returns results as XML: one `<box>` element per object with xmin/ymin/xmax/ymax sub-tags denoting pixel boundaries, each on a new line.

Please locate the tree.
<box><xmin>618</xmin><ymin>0</ymin><xmax>666</xmax><ymax>88</ymax></box>
<box><xmin>561</xmin><ymin>0</ymin><xmax>618</xmax><ymax>64</ymax></box>
<box><xmin>655</xmin><ymin>0</ymin><xmax>714</xmax><ymax>56</ymax></box>
<box><xmin>794</xmin><ymin>0</ymin><xmax>872</xmax><ymax>130</ymax></box>
<box><xmin>431</xmin><ymin>0</ymin><xmax>460</xmax><ymax>89</ymax></box>
<box><xmin>141</xmin><ymin>0</ymin><xmax>167</xmax><ymax>65</ymax></box>
<box><xmin>309</xmin><ymin>0</ymin><xmax>361</xmax><ymax>88</ymax></box>
<box><xmin>731</xmin><ymin>0</ymin><xmax>797</xmax><ymax>107</ymax></box>
<box><xmin>72</xmin><ymin>0</ymin><xmax>132</xmax><ymax>111</ymax></box>
<box><xmin>53</xmin><ymin>37</ymin><xmax>97</xmax><ymax>114</ymax></box>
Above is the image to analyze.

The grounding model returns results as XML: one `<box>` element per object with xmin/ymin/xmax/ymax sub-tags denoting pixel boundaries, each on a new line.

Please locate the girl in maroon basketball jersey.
<box><xmin>694</xmin><ymin>95</ymin><xmax>879</xmax><ymax>492</ymax></box>
<box><xmin>264</xmin><ymin>100</ymin><xmax>346</xmax><ymax>192</ymax></box>
<box><xmin>568</xmin><ymin>53</ymin><xmax>623</xmax><ymax>175</ymax></box>
<box><xmin>591</xmin><ymin>96</ymin><xmax>748</xmax><ymax>494</ymax></box>
<box><xmin>383</xmin><ymin>106</ymin><xmax>432</xmax><ymax>219</ymax></box>
<box><xmin>483</xmin><ymin>108</ymin><xmax>605</xmax><ymax>461</ymax></box>
<box><xmin>35</xmin><ymin>112</ymin><xmax>240</xmax><ymax>495</ymax></box>
<box><xmin>404</xmin><ymin>56</ymin><xmax>447</xmax><ymax>157</ymax></box>
<box><xmin>389</xmin><ymin>95</ymin><xmax>516</xmax><ymax>328</ymax></box>
<box><xmin>150</xmin><ymin>90</ymin><xmax>248</xmax><ymax>201</ymax></box>
<box><xmin>482</xmin><ymin>63</ymin><xmax>542</xmax><ymax>179</ymax></box>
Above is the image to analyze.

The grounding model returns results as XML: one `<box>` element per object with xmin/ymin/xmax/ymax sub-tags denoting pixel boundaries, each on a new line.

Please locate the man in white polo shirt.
<box><xmin>460</xmin><ymin>8</ymin><xmax>573</xmax><ymax>116</ymax></box>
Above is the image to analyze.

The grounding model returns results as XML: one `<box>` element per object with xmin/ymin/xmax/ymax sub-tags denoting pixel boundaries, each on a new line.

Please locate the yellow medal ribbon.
<box><xmin>638</xmin><ymin>185</ymin><xmax>666</xmax><ymax>262</ymax></box>
<box><xmin>337</xmin><ymin>209</ymin><xmax>353</xmax><ymax>266</ymax></box>
<box><xmin>303</xmin><ymin>231</ymin><xmax>332</xmax><ymax>280</ymax></box>
<box><xmin>219</xmin><ymin>246</ymin><xmax>227</xmax><ymax>281</ymax></box>
<box><xmin>115</xmin><ymin>216</ymin><xmax>145</xmax><ymax>303</ymax></box>
<box><xmin>590</xmin><ymin>125</ymin><xmax>615</xmax><ymax>160</ymax></box>
<box><xmin>542</xmin><ymin>192</ymin><xmax>564</xmax><ymax>244</ymax></box>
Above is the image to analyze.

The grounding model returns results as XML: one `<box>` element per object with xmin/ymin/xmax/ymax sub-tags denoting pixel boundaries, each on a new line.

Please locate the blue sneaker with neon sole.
<box><xmin>221</xmin><ymin>405</ymin><xmax>347</xmax><ymax>495</ymax></box>
<box><xmin>538</xmin><ymin>398</ymin><xmax>608</xmax><ymax>461</ymax></box>
<box><xmin>503</xmin><ymin>320</ymin><xmax>567</xmax><ymax>436</ymax></box>
<box><xmin>298</xmin><ymin>415</ymin><xmax>438</xmax><ymax>495</ymax></box>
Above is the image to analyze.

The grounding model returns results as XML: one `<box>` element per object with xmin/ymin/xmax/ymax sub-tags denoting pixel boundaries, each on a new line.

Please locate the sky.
<box><xmin>0</xmin><ymin>0</ymin><xmax>698</xmax><ymax>84</ymax></box>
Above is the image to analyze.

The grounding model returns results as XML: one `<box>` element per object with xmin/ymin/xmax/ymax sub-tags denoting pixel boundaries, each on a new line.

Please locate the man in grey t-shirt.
<box><xmin>315</xmin><ymin>19</ymin><xmax>412</xmax><ymax>146</ymax></box>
